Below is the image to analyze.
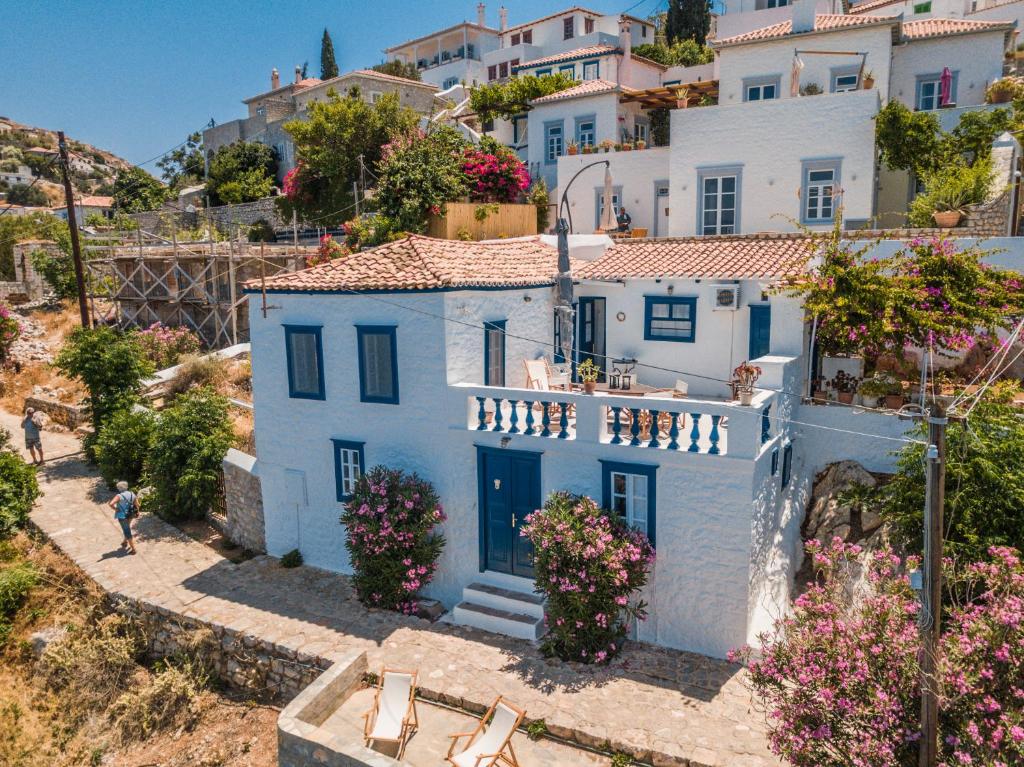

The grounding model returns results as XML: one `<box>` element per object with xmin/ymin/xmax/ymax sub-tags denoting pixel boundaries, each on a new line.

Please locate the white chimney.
<box><xmin>617</xmin><ymin>17</ymin><xmax>632</xmax><ymax>86</ymax></box>
<box><xmin>790</xmin><ymin>0</ymin><xmax>817</xmax><ymax>35</ymax></box>
<box><xmin>294</xmin><ymin>65</ymin><xmax>302</xmax><ymax>84</ymax></box>
<box><xmin>477</xmin><ymin>2</ymin><xmax>486</xmax><ymax>26</ymax></box>
<box><xmin>499</xmin><ymin>5</ymin><xmax>508</xmax><ymax>31</ymax></box>
<box><xmin>271</xmin><ymin>68</ymin><xmax>280</xmax><ymax>90</ymax></box>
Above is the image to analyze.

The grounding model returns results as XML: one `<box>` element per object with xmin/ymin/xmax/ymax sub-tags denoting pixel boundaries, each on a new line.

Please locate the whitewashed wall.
<box><xmin>714</xmin><ymin>0</ymin><xmax>842</xmax><ymax>41</ymax></box>
<box><xmin>558</xmin><ymin>148</ymin><xmax>672</xmax><ymax>235</ymax></box>
<box><xmin>668</xmin><ymin>90</ymin><xmax>879</xmax><ymax>235</ymax></box>
<box><xmin>528</xmin><ymin>92</ymin><xmax>621</xmax><ymax>190</ymax></box>
<box><xmin>573</xmin><ymin>278</ymin><xmax>806</xmax><ymax>398</ymax></box>
<box><xmin>890</xmin><ymin>32</ymin><xmax>1006</xmax><ymax>111</ymax></box>
<box><xmin>717</xmin><ymin>25</ymin><xmax>895</xmax><ymax>104</ymax></box>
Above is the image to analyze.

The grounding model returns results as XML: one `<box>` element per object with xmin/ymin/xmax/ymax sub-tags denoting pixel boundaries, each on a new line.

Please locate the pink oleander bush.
<box><xmin>340</xmin><ymin>466</ymin><xmax>446</xmax><ymax>614</ymax></box>
<box><xmin>0</xmin><ymin>303</ymin><xmax>20</xmax><ymax>364</ymax></box>
<box><xmin>136</xmin><ymin>322</ymin><xmax>201</xmax><ymax>369</ymax></box>
<box><xmin>521</xmin><ymin>492</ymin><xmax>655</xmax><ymax>664</ymax></box>
<box><xmin>730</xmin><ymin>538</ymin><xmax>1024</xmax><ymax>767</ymax></box>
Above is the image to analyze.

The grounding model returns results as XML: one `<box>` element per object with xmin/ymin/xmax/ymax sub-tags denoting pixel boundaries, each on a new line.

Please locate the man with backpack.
<box><xmin>108</xmin><ymin>481</ymin><xmax>139</xmax><ymax>555</ymax></box>
<box><xmin>21</xmin><ymin>407</ymin><xmax>43</xmax><ymax>465</ymax></box>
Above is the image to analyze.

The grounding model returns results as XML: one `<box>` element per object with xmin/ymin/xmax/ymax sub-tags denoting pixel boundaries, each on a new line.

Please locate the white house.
<box><xmin>0</xmin><ymin>165</ymin><xmax>35</xmax><ymax>186</ymax></box>
<box><xmin>246</xmin><ymin>233</ymin><xmax>818</xmax><ymax>658</ymax></box>
<box><xmin>53</xmin><ymin>194</ymin><xmax>114</xmax><ymax>224</ymax></box>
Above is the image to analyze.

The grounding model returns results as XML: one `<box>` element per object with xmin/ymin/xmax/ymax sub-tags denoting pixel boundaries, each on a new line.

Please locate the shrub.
<box><xmin>732</xmin><ymin>539</ymin><xmax>1024</xmax><ymax>767</ymax></box>
<box><xmin>137</xmin><ymin>322</ymin><xmax>201</xmax><ymax>369</ymax></box>
<box><xmin>908</xmin><ymin>158</ymin><xmax>995</xmax><ymax>227</ymax></box>
<box><xmin>0</xmin><ymin>303</ymin><xmax>20</xmax><ymax>364</ymax></box>
<box><xmin>55</xmin><ymin>326</ymin><xmax>154</xmax><ymax>456</ymax></box>
<box><xmin>521</xmin><ymin>492</ymin><xmax>654</xmax><ymax>664</ymax></box>
<box><xmin>108</xmin><ymin>656</ymin><xmax>210</xmax><ymax>742</ymax></box>
<box><xmin>340</xmin><ymin>466</ymin><xmax>446</xmax><ymax>613</ymax></box>
<box><xmin>306</xmin><ymin>233</ymin><xmax>348</xmax><ymax>268</ymax></box>
<box><xmin>0</xmin><ymin>448</ymin><xmax>39</xmax><ymax>539</ymax></box>
<box><xmin>164</xmin><ymin>354</ymin><xmax>228</xmax><ymax>401</ymax></box>
<box><xmin>145</xmin><ymin>387</ymin><xmax>234</xmax><ymax>522</ymax></box>
<box><xmin>247</xmin><ymin>218</ymin><xmax>277</xmax><ymax>242</ymax></box>
<box><xmin>462</xmin><ymin>137</ymin><xmax>530</xmax><ymax>203</ymax></box>
<box><xmin>0</xmin><ymin>563</ymin><xmax>36</xmax><ymax>643</ymax></box>
<box><xmin>527</xmin><ymin>178</ymin><xmax>551</xmax><ymax>232</ymax></box>
<box><xmin>93</xmin><ymin>407</ymin><xmax>156</xmax><ymax>489</ymax></box>
<box><xmin>280</xmin><ymin>549</ymin><xmax>303</xmax><ymax>568</ymax></box>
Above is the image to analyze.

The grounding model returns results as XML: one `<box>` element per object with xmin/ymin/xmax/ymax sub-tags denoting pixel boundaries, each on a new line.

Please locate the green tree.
<box><xmin>375</xmin><ymin>126</ymin><xmax>471</xmax><ymax>234</ymax></box>
<box><xmin>469</xmin><ymin>74</ymin><xmax>576</xmax><ymax>125</ymax></box>
<box><xmin>5</xmin><ymin>183</ymin><xmax>48</xmax><ymax>207</ymax></box>
<box><xmin>875</xmin><ymin>400</ymin><xmax>1024</xmax><ymax>562</ymax></box>
<box><xmin>55</xmin><ymin>327</ymin><xmax>154</xmax><ymax>457</ymax></box>
<box><xmin>0</xmin><ymin>431</ymin><xmax>39</xmax><ymax>539</ymax></box>
<box><xmin>666</xmin><ymin>0</ymin><xmax>712</xmax><ymax>46</ymax></box>
<box><xmin>93</xmin><ymin>407</ymin><xmax>157</xmax><ymax>489</ymax></box>
<box><xmin>156</xmin><ymin>132</ymin><xmax>205</xmax><ymax>192</ymax></box>
<box><xmin>113</xmin><ymin>167</ymin><xmax>167</xmax><ymax>213</ymax></box>
<box><xmin>371</xmin><ymin>60</ymin><xmax>421</xmax><ymax>82</ymax></box>
<box><xmin>279</xmin><ymin>90</ymin><xmax>419</xmax><ymax>223</ymax></box>
<box><xmin>633</xmin><ymin>39</ymin><xmax>714</xmax><ymax>67</ymax></box>
<box><xmin>321</xmin><ymin>28</ymin><xmax>339</xmax><ymax>79</ymax></box>
<box><xmin>205</xmin><ymin>141</ymin><xmax>277</xmax><ymax>206</ymax></box>
<box><xmin>0</xmin><ymin>211</ymin><xmax>68</xmax><ymax>280</ymax></box>
<box><xmin>145</xmin><ymin>387</ymin><xmax>234</xmax><ymax>522</ymax></box>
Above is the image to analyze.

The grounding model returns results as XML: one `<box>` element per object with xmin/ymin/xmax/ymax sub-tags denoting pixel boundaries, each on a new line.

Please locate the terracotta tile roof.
<box><xmin>252</xmin><ymin>235</ymin><xmax>564</xmax><ymax>292</ymax></box>
<box><xmin>531</xmin><ymin>78</ymin><xmax>619</xmax><ymax>104</ymax></box>
<box><xmin>848</xmin><ymin>0</ymin><xmax>904</xmax><ymax>14</ymax></box>
<box><xmin>25</xmin><ymin>146</ymin><xmax>57</xmax><ymax>154</ymax></box>
<box><xmin>714</xmin><ymin>13</ymin><xmax>899</xmax><ymax>47</ymax></box>
<box><xmin>516</xmin><ymin>44</ymin><xmax>619</xmax><ymax>70</ymax></box>
<box><xmin>349</xmin><ymin>69</ymin><xmax>438</xmax><ymax>89</ymax></box>
<box><xmin>294</xmin><ymin>78</ymin><xmax>322</xmax><ymax>90</ymax></box>
<box><xmin>901</xmin><ymin>18</ymin><xmax>1013</xmax><ymax>39</ymax></box>
<box><xmin>79</xmin><ymin>195</ymin><xmax>114</xmax><ymax>207</ymax></box>
<box><xmin>576</xmin><ymin>235</ymin><xmax>816</xmax><ymax>281</ymax></box>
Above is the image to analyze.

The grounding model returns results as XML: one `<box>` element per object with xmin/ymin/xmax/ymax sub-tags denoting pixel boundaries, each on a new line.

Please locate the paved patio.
<box><xmin>3</xmin><ymin>410</ymin><xmax>778</xmax><ymax>767</ymax></box>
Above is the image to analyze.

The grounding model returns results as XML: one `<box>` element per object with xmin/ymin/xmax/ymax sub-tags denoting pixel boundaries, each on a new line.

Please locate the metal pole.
<box><xmin>57</xmin><ymin>131</ymin><xmax>91</xmax><ymax>327</ymax></box>
<box><xmin>919</xmin><ymin>401</ymin><xmax>946</xmax><ymax>767</ymax></box>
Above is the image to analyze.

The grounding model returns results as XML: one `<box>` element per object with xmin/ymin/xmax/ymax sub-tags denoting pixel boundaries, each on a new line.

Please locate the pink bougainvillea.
<box><xmin>462</xmin><ymin>146</ymin><xmax>530</xmax><ymax>203</ymax></box>
<box><xmin>0</xmin><ymin>302</ymin><xmax>21</xmax><ymax>364</ymax></box>
<box><xmin>340</xmin><ymin>466</ymin><xmax>446</xmax><ymax>614</ymax></box>
<box><xmin>521</xmin><ymin>492</ymin><xmax>655</xmax><ymax>664</ymax></box>
<box><xmin>731</xmin><ymin>538</ymin><xmax>1024</xmax><ymax>767</ymax></box>
<box><xmin>305</xmin><ymin>233</ymin><xmax>348</xmax><ymax>268</ymax></box>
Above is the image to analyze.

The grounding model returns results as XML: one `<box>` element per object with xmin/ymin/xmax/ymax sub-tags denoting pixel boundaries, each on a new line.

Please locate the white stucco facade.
<box><xmin>890</xmin><ymin>30</ymin><xmax>1008</xmax><ymax>110</ymax></box>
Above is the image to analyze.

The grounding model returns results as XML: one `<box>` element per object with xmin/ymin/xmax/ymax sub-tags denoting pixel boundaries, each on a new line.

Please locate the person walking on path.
<box><xmin>21</xmin><ymin>407</ymin><xmax>43</xmax><ymax>465</ymax></box>
<box><xmin>108</xmin><ymin>481</ymin><xmax>139</xmax><ymax>554</ymax></box>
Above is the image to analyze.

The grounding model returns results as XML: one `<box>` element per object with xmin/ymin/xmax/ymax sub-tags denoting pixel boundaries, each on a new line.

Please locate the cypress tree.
<box><xmin>321</xmin><ymin>28</ymin><xmax>339</xmax><ymax>79</ymax></box>
<box><xmin>666</xmin><ymin>0</ymin><xmax>712</xmax><ymax>47</ymax></box>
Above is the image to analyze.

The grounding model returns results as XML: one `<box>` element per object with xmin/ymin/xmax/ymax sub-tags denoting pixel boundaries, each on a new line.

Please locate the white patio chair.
<box><xmin>674</xmin><ymin>379</ymin><xmax>689</xmax><ymax>397</ymax></box>
<box><xmin>446</xmin><ymin>696</ymin><xmax>527</xmax><ymax>767</ymax></box>
<box><xmin>362</xmin><ymin>667</ymin><xmax>418</xmax><ymax>758</ymax></box>
<box><xmin>523</xmin><ymin>359</ymin><xmax>550</xmax><ymax>391</ymax></box>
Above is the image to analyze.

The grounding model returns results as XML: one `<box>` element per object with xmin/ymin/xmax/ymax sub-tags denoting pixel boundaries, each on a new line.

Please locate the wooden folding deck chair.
<box><xmin>361</xmin><ymin>667</ymin><xmax>418</xmax><ymax>759</ymax></box>
<box><xmin>446</xmin><ymin>696</ymin><xmax>526</xmax><ymax>767</ymax></box>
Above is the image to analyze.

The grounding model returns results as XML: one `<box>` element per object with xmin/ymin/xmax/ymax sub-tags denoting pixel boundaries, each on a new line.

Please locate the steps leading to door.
<box><xmin>451</xmin><ymin>576</ymin><xmax>545</xmax><ymax>641</ymax></box>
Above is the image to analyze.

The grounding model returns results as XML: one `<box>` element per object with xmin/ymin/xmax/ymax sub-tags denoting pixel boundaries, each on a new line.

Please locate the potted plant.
<box><xmin>908</xmin><ymin>158</ymin><xmax>993</xmax><ymax>228</ymax></box>
<box><xmin>577</xmin><ymin>358</ymin><xmax>600</xmax><ymax>394</ymax></box>
<box><xmin>733</xmin><ymin>361</ymin><xmax>762</xmax><ymax>406</ymax></box>
<box><xmin>800</xmin><ymin>82</ymin><xmax>823</xmax><ymax>96</ymax></box>
<box><xmin>862</xmin><ymin>70</ymin><xmax>875</xmax><ymax>90</ymax></box>
<box><xmin>859</xmin><ymin>373</ymin><xmax>904</xmax><ymax>409</ymax></box>
<box><xmin>582</xmin><ymin>143</ymin><xmax>594</xmax><ymax>154</ymax></box>
<box><xmin>621</xmin><ymin>140</ymin><xmax>633</xmax><ymax>151</ymax></box>
<box><xmin>613</xmin><ymin>142</ymin><xmax>623</xmax><ymax>152</ymax></box>
<box><xmin>985</xmin><ymin>76</ymin><xmax>1023</xmax><ymax>104</ymax></box>
<box><xmin>567</xmin><ymin>139</ymin><xmax>579</xmax><ymax>156</ymax></box>
<box><xmin>830</xmin><ymin>370</ymin><xmax>860</xmax><ymax>404</ymax></box>
<box><xmin>636</xmin><ymin>139</ymin><xmax>647</xmax><ymax>150</ymax></box>
<box><xmin>599</xmin><ymin>139</ymin><xmax>614</xmax><ymax>153</ymax></box>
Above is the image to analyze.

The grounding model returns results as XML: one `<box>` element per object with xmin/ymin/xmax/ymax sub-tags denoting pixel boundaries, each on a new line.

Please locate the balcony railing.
<box><xmin>452</xmin><ymin>384</ymin><xmax>777</xmax><ymax>459</ymax></box>
<box><xmin>416</xmin><ymin>45</ymin><xmax>478</xmax><ymax>71</ymax></box>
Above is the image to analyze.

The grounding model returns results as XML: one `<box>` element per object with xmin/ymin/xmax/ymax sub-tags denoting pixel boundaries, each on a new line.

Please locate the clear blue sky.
<box><xmin>2</xmin><ymin>0</ymin><xmax>654</xmax><ymax>172</ymax></box>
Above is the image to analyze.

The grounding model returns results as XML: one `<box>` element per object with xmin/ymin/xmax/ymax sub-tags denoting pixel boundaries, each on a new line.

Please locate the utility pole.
<box><xmin>918</xmin><ymin>400</ymin><xmax>947</xmax><ymax>767</ymax></box>
<box><xmin>57</xmin><ymin>131</ymin><xmax>91</xmax><ymax>327</ymax></box>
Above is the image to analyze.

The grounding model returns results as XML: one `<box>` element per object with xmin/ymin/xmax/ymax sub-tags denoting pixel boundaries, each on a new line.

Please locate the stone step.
<box><xmin>463</xmin><ymin>581</ymin><xmax>544</xmax><ymax>620</ymax></box>
<box><xmin>452</xmin><ymin>601</ymin><xmax>544</xmax><ymax>641</ymax></box>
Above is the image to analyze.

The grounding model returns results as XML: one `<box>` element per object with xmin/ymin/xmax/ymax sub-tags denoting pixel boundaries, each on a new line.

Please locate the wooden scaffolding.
<box><xmin>84</xmin><ymin>229</ymin><xmax>318</xmax><ymax>348</ymax></box>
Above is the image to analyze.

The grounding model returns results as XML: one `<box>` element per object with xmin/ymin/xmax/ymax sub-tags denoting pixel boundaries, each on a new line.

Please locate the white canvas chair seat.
<box><xmin>524</xmin><ymin>359</ymin><xmax>551</xmax><ymax>391</ymax></box>
<box><xmin>447</xmin><ymin>697</ymin><xmax>526</xmax><ymax>767</ymax></box>
<box><xmin>362</xmin><ymin>668</ymin><xmax>418</xmax><ymax>758</ymax></box>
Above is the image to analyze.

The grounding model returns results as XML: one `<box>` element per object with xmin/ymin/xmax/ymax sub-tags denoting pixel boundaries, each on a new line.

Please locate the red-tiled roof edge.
<box><xmin>713</xmin><ymin>13</ymin><xmax>901</xmax><ymax>48</ymax></box>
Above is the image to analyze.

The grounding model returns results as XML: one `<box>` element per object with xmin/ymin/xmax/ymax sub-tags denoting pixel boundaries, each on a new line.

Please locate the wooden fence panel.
<box><xmin>427</xmin><ymin>202</ymin><xmax>538</xmax><ymax>240</ymax></box>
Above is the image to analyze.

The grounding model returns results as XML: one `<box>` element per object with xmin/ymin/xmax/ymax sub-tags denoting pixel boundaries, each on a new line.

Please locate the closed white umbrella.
<box><xmin>599</xmin><ymin>165</ymin><xmax>617</xmax><ymax>232</ymax></box>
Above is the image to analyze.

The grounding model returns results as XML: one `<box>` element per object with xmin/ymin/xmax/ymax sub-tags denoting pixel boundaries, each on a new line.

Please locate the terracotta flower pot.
<box><xmin>813</xmin><ymin>389</ymin><xmax>828</xmax><ymax>402</ymax></box>
<box><xmin>583</xmin><ymin>380</ymin><xmax>597</xmax><ymax>394</ymax></box>
<box><xmin>837</xmin><ymin>392</ymin><xmax>855</xmax><ymax>404</ymax></box>
<box><xmin>933</xmin><ymin>210</ymin><xmax>962</xmax><ymax>228</ymax></box>
<box><xmin>863</xmin><ymin>76</ymin><xmax>875</xmax><ymax>90</ymax></box>
<box><xmin>884</xmin><ymin>394</ymin><xmax>905</xmax><ymax>409</ymax></box>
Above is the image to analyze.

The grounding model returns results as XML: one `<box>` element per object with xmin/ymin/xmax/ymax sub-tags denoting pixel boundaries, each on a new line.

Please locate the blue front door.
<box><xmin>577</xmin><ymin>297</ymin><xmax>606</xmax><ymax>380</ymax></box>
<box><xmin>749</xmin><ymin>304</ymin><xmax>771</xmax><ymax>360</ymax></box>
<box><xmin>477</xmin><ymin>447</ymin><xmax>539</xmax><ymax>577</ymax></box>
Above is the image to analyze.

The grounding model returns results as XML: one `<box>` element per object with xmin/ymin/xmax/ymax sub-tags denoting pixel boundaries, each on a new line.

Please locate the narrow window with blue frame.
<box><xmin>284</xmin><ymin>324</ymin><xmax>325</xmax><ymax>400</ymax></box>
<box><xmin>356</xmin><ymin>325</ymin><xmax>399</xmax><ymax>404</ymax></box>
<box><xmin>781</xmin><ymin>441</ymin><xmax>794</xmax><ymax>487</ymax></box>
<box><xmin>644</xmin><ymin>296</ymin><xmax>697</xmax><ymax>342</ymax></box>
<box><xmin>601</xmin><ymin>460</ymin><xmax>657</xmax><ymax>545</ymax></box>
<box><xmin>332</xmin><ymin>439</ymin><xmax>365</xmax><ymax>502</ymax></box>
<box><xmin>484</xmin><ymin>320</ymin><xmax>506</xmax><ymax>386</ymax></box>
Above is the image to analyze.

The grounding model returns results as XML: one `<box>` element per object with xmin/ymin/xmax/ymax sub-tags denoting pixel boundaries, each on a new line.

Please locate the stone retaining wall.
<box><xmin>110</xmin><ymin>593</ymin><xmax>334</xmax><ymax>701</ymax></box>
<box><xmin>24</xmin><ymin>395</ymin><xmax>87</xmax><ymax>430</ymax></box>
<box><xmin>222</xmin><ymin>448</ymin><xmax>266</xmax><ymax>553</ymax></box>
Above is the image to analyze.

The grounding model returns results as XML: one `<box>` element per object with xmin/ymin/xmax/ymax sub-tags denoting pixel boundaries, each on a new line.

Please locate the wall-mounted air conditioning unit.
<box><xmin>712</xmin><ymin>284</ymin><xmax>740</xmax><ymax>311</ymax></box>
